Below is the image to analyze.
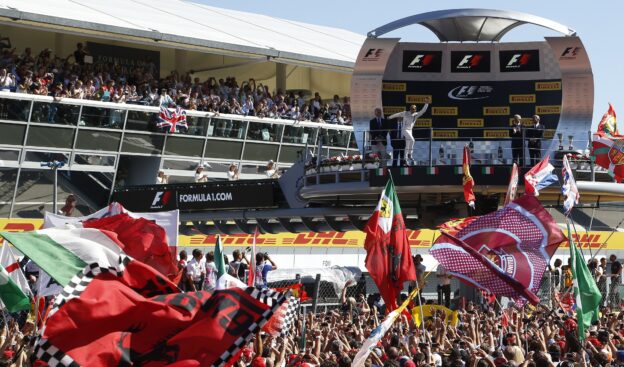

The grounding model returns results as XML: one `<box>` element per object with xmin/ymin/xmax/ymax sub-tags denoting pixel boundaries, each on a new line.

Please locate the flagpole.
<box><xmin>589</xmin><ymin>216</ymin><xmax>624</xmax><ymax>262</ymax></box>
<box><xmin>570</xmin><ymin>219</ymin><xmax>593</xmax><ymax>261</ymax></box>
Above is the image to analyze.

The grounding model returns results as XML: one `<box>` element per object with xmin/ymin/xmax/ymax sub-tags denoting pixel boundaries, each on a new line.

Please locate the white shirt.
<box><xmin>388</xmin><ymin>104</ymin><xmax>429</xmax><ymax>131</ymax></box>
<box><xmin>156</xmin><ymin>176</ymin><xmax>167</xmax><ymax>184</ymax></box>
<box><xmin>194</xmin><ymin>171</ymin><xmax>208</xmax><ymax>182</ymax></box>
<box><xmin>204</xmin><ymin>261</ymin><xmax>217</xmax><ymax>289</ymax></box>
<box><xmin>266</xmin><ymin>169</ymin><xmax>277</xmax><ymax>178</ymax></box>
<box><xmin>227</xmin><ymin>170</ymin><xmax>237</xmax><ymax>180</ymax></box>
<box><xmin>437</xmin><ymin>265</ymin><xmax>451</xmax><ymax>286</ymax></box>
<box><xmin>186</xmin><ymin>258</ymin><xmax>205</xmax><ymax>282</ymax></box>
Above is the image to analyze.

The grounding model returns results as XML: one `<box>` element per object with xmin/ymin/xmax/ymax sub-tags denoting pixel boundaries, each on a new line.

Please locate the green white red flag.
<box><xmin>363</xmin><ymin>177</ymin><xmax>415</xmax><ymax>312</ymax></box>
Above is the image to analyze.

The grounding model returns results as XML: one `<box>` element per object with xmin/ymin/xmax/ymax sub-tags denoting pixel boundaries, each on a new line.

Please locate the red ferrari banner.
<box><xmin>35</xmin><ymin>259</ymin><xmax>285</xmax><ymax>367</ymax></box>
<box><xmin>462</xmin><ymin>146</ymin><xmax>475</xmax><ymax>208</ymax></box>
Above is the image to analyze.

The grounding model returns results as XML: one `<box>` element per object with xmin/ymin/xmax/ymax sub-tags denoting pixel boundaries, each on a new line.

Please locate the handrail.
<box><xmin>0</xmin><ymin>91</ymin><xmax>354</xmax><ymax>132</ymax></box>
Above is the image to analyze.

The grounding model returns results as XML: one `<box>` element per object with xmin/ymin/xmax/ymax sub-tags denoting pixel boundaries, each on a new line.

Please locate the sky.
<box><xmin>199</xmin><ymin>0</ymin><xmax>623</xmax><ymax>128</ymax></box>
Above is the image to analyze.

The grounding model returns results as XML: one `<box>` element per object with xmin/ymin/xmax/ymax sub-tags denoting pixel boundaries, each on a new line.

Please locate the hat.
<box><xmin>251</xmin><ymin>357</ymin><xmax>266</xmax><ymax>367</ymax></box>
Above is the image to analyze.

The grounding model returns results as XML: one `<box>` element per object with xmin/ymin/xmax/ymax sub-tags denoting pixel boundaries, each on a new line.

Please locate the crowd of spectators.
<box><xmin>0</xmin><ymin>41</ymin><xmax>352</xmax><ymax>124</ymax></box>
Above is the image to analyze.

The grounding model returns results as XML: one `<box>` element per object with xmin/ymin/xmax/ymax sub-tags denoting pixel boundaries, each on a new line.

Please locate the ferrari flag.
<box><xmin>592</xmin><ymin>104</ymin><xmax>624</xmax><ymax>182</ymax></box>
<box><xmin>462</xmin><ymin>146</ymin><xmax>475</xmax><ymax>209</ymax></box>
<box><xmin>363</xmin><ymin>177</ymin><xmax>416</xmax><ymax>312</ymax></box>
<box><xmin>430</xmin><ymin>195</ymin><xmax>565</xmax><ymax>304</ymax></box>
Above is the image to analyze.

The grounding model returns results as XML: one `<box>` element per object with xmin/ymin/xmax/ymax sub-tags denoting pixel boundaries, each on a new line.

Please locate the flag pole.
<box><xmin>570</xmin><ymin>219</ymin><xmax>593</xmax><ymax>261</ymax></box>
<box><xmin>589</xmin><ymin>215</ymin><xmax>624</xmax><ymax>262</ymax></box>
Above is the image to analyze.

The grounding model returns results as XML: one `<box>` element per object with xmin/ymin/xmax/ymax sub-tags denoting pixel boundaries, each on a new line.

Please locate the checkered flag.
<box><xmin>280</xmin><ymin>297</ymin><xmax>300</xmax><ymax>337</ymax></box>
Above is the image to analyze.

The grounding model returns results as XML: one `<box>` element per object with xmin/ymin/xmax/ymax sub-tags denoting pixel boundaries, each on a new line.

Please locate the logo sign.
<box><xmin>448</xmin><ymin>85</ymin><xmax>493</xmax><ymax>100</ymax></box>
<box><xmin>151</xmin><ymin>191</ymin><xmax>173</xmax><ymax>209</ymax></box>
<box><xmin>483</xmin><ymin>106</ymin><xmax>510</xmax><ymax>115</ymax></box>
<box><xmin>458</xmin><ymin>119</ymin><xmax>484</xmax><ymax>128</ymax></box>
<box><xmin>484</xmin><ymin>130</ymin><xmax>510</xmax><ymax>138</ymax></box>
<box><xmin>383</xmin><ymin>106</ymin><xmax>405</xmax><ymax>115</ymax></box>
<box><xmin>509</xmin><ymin>94</ymin><xmax>536</xmax><ymax>103</ymax></box>
<box><xmin>382</xmin><ymin>83</ymin><xmax>406</xmax><ymax>92</ymax></box>
<box><xmin>536</xmin><ymin>105</ymin><xmax>561</xmax><ymax>114</ymax></box>
<box><xmin>535</xmin><ymin>81</ymin><xmax>561</xmax><ymax>91</ymax></box>
<box><xmin>450</xmin><ymin>51</ymin><xmax>490</xmax><ymax>72</ymax></box>
<box><xmin>433</xmin><ymin>130</ymin><xmax>458</xmax><ymax>138</ymax></box>
<box><xmin>432</xmin><ymin>107</ymin><xmax>458</xmax><ymax>116</ymax></box>
<box><xmin>405</xmin><ymin>95</ymin><xmax>432</xmax><ymax>104</ymax></box>
<box><xmin>560</xmin><ymin>46</ymin><xmax>581</xmax><ymax>60</ymax></box>
<box><xmin>402</xmin><ymin>51</ymin><xmax>442</xmax><ymax>72</ymax></box>
<box><xmin>508</xmin><ymin>117</ymin><xmax>534</xmax><ymax>126</ymax></box>
<box><xmin>414</xmin><ymin>118</ymin><xmax>432</xmax><ymax>127</ymax></box>
<box><xmin>362</xmin><ymin>48</ymin><xmax>384</xmax><ymax>61</ymax></box>
<box><xmin>499</xmin><ymin>50</ymin><xmax>540</xmax><ymax>72</ymax></box>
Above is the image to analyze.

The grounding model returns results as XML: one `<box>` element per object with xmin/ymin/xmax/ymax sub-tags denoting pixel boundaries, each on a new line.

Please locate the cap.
<box><xmin>251</xmin><ymin>357</ymin><xmax>266</xmax><ymax>367</ymax></box>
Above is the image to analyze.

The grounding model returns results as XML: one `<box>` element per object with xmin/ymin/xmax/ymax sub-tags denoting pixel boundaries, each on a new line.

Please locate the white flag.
<box><xmin>0</xmin><ymin>243</ymin><xmax>31</xmax><ymax>297</ymax></box>
<box><xmin>352</xmin><ymin>308</ymin><xmax>401</xmax><ymax>367</ymax></box>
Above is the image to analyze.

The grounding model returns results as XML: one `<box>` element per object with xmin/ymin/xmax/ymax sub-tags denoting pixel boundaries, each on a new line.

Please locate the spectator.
<box><xmin>204</xmin><ymin>251</ymin><xmax>217</xmax><ymax>291</ymax></box>
<box><xmin>253</xmin><ymin>252</ymin><xmax>277</xmax><ymax>288</ymax></box>
<box><xmin>73</xmin><ymin>43</ymin><xmax>89</xmax><ymax>66</ymax></box>
<box><xmin>436</xmin><ymin>265</ymin><xmax>452</xmax><ymax>307</ymax></box>
<box><xmin>60</xmin><ymin>194</ymin><xmax>77</xmax><ymax>216</ymax></box>
<box><xmin>186</xmin><ymin>249</ymin><xmax>204</xmax><ymax>291</ymax></box>
<box><xmin>177</xmin><ymin>250</ymin><xmax>190</xmax><ymax>291</ymax></box>
<box><xmin>227</xmin><ymin>163</ymin><xmax>239</xmax><ymax>181</ymax></box>
<box><xmin>228</xmin><ymin>249</ymin><xmax>249</xmax><ymax>281</ymax></box>
<box><xmin>194</xmin><ymin>166</ymin><xmax>208</xmax><ymax>183</ymax></box>
<box><xmin>511</xmin><ymin>114</ymin><xmax>524</xmax><ymax>166</ymax></box>
<box><xmin>265</xmin><ymin>160</ymin><xmax>279</xmax><ymax>178</ymax></box>
<box><xmin>156</xmin><ymin>170</ymin><xmax>169</xmax><ymax>184</ymax></box>
<box><xmin>609</xmin><ymin>254</ymin><xmax>621</xmax><ymax>307</ymax></box>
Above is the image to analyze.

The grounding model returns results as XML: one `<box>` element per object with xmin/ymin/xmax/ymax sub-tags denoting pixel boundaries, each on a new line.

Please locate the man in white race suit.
<box><xmin>388</xmin><ymin>98</ymin><xmax>430</xmax><ymax>165</ymax></box>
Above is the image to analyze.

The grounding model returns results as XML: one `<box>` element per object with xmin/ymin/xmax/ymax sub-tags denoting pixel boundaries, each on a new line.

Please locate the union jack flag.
<box><xmin>561</xmin><ymin>155</ymin><xmax>579</xmax><ymax>215</ymax></box>
<box><xmin>157</xmin><ymin>106</ymin><xmax>188</xmax><ymax>133</ymax></box>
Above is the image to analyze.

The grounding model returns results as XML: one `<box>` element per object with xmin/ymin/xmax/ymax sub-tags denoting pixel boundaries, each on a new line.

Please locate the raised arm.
<box><xmin>388</xmin><ymin>111</ymin><xmax>404</xmax><ymax>120</ymax></box>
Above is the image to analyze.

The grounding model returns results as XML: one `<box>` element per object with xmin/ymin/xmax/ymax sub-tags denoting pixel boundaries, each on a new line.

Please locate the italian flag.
<box><xmin>454</xmin><ymin>166</ymin><xmax>463</xmax><ymax>175</ymax></box>
<box><xmin>567</xmin><ymin>222</ymin><xmax>601</xmax><ymax>340</ymax></box>
<box><xmin>376</xmin><ymin>168</ymin><xmax>388</xmax><ymax>176</ymax></box>
<box><xmin>363</xmin><ymin>178</ymin><xmax>415</xmax><ymax>312</ymax></box>
<box><xmin>482</xmin><ymin>167</ymin><xmax>494</xmax><ymax>174</ymax></box>
<box><xmin>0</xmin><ymin>263</ymin><xmax>30</xmax><ymax>313</ymax></box>
<box><xmin>426</xmin><ymin>167</ymin><xmax>438</xmax><ymax>175</ymax></box>
<box><xmin>401</xmin><ymin>167</ymin><xmax>413</xmax><ymax>175</ymax></box>
<box><xmin>1</xmin><ymin>228</ymin><xmax>126</xmax><ymax>287</ymax></box>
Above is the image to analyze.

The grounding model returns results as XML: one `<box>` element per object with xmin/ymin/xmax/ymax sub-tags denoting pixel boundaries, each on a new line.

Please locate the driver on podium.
<box><xmin>388</xmin><ymin>97</ymin><xmax>430</xmax><ymax>165</ymax></box>
<box><xmin>369</xmin><ymin>108</ymin><xmax>389</xmax><ymax>166</ymax></box>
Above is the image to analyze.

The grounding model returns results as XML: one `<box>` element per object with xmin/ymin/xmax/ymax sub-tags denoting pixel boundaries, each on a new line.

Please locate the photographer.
<box><xmin>253</xmin><ymin>252</ymin><xmax>277</xmax><ymax>288</ymax></box>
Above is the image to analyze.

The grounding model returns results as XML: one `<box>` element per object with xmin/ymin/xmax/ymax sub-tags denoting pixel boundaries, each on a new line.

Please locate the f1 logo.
<box><xmin>457</xmin><ymin>54</ymin><xmax>482</xmax><ymax>68</ymax></box>
<box><xmin>506</xmin><ymin>53</ymin><xmax>530</xmax><ymax>67</ymax></box>
<box><xmin>151</xmin><ymin>191</ymin><xmax>171</xmax><ymax>208</ymax></box>
<box><xmin>409</xmin><ymin>54</ymin><xmax>425</xmax><ymax>66</ymax></box>
<box><xmin>408</xmin><ymin>54</ymin><xmax>434</xmax><ymax>67</ymax></box>
<box><xmin>363</xmin><ymin>48</ymin><xmax>383</xmax><ymax>59</ymax></box>
<box><xmin>561</xmin><ymin>47</ymin><xmax>581</xmax><ymax>58</ymax></box>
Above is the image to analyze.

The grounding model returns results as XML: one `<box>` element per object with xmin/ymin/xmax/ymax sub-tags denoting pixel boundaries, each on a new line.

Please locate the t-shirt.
<box><xmin>228</xmin><ymin>260</ymin><xmax>248</xmax><ymax>280</ymax></box>
<box><xmin>437</xmin><ymin>266</ymin><xmax>451</xmax><ymax>286</ymax></box>
<box><xmin>612</xmin><ymin>261</ymin><xmax>622</xmax><ymax>276</ymax></box>
<box><xmin>254</xmin><ymin>263</ymin><xmax>272</xmax><ymax>288</ymax></box>
<box><xmin>204</xmin><ymin>262</ymin><xmax>217</xmax><ymax>290</ymax></box>
<box><xmin>186</xmin><ymin>258</ymin><xmax>204</xmax><ymax>282</ymax></box>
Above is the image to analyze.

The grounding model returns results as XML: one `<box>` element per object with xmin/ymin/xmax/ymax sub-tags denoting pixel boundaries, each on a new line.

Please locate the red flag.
<box><xmin>36</xmin><ymin>258</ymin><xmax>285</xmax><ymax>367</ymax></box>
<box><xmin>429</xmin><ymin>195</ymin><xmax>565</xmax><ymax>304</ymax></box>
<box><xmin>273</xmin><ymin>283</ymin><xmax>310</xmax><ymax>301</ymax></box>
<box><xmin>437</xmin><ymin>217</ymin><xmax>477</xmax><ymax>237</ymax></box>
<box><xmin>596</xmin><ymin>103</ymin><xmax>619</xmax><ymax>137</ymax></box>
<box><xmin>364</xmin><ymin>178</ymin><xmax>416</xmax><ymax>312</ymax></box>
<box><xmin>504</xmin><ymin>163</ymin><xmax>519</xmax><ymax>205</ymax></box>
<box><xmin>83</xmin><ymin>213</ymin><xmax>179</xmax><ymax>281</ymax></box>
<box><xmin>462</xmin><ymin>146</ymin><xmax>475</xmax><ymax>208</ymax></box>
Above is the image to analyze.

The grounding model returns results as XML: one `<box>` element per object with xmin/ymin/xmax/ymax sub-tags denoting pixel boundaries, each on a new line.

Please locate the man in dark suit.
<box><xmin>510</xmin><ymin>114</ymin><xmax>524</xmax><ymax>166</ymax></box>
<box><xmin>369</xmin><ymin>108</ymin><xmax>389</xmax><ymax>165</ymax></box>
<box><xmin>527</xmin><ymin>114</ymin><xmax>545</xmax><ymax>166</ymax></box>
<box><xmin>388</xmin><ymin>113</ymin><xmax>406</xmax><ymax>166</ymax></box>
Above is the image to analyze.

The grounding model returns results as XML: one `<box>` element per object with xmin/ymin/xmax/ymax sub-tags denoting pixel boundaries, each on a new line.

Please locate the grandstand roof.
<box><xmin>0</xmin><ymin>0</ymin><xmax>365</xmax><ymax>70</ymax></box>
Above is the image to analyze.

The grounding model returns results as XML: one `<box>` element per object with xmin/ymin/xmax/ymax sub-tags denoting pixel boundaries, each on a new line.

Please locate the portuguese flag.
<box><xmin>363</xmin><ymin>177</ymin><xmax>415</xmax><ymax>312</ymax></box>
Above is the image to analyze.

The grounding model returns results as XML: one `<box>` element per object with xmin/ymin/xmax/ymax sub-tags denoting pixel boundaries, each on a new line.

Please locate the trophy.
<box><xmin>568</xmin><ymin>135</ymin><xmax>574</xmax><ymax>150</ymax></box>
<box><xmin>557</xmin><ymin>133</ymin><xmax>563</xmax><ymax>150</ymax></box>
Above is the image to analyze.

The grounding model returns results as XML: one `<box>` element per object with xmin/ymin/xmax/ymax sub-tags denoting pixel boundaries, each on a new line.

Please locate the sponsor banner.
<box><xmin>87</xmin><ymin>42</ymin><xmax>160</xmax><ymax>74</ymax></box>
<box><xmin>450</xmin><ymin>51</ymin><xmax>491</xmax><ymax>73</ymax></box>
<box><xmin>458</xmin><ymin>119</ymin><xmax>484</xmax><ymax>128</ymax></box>
<box><xmin>402</xmin><ymin>51</ymin><xmax>442</xmax><ymax>72</ymax></box>
<box><xmin>536</xmin><ymin>105</ymin><xmax>562</xmax><ymax>114</ymax></box>
<box><xmin>1</xmin><ymin>220</ymin><xmax>624</xmax><ymax>250</ymax></box>
<box><xmin>111</xmin><ymin>181</ymin><xmax>275</xmax><ymax>212</ymax></box>
<box><xmin>382</xmin><ymin>82</ymin><xmax>406</xmax><ymax>92</ymax></box>
<box><xmin>383</xmin><ymin>106</ymin><xmax>406</xmax><ymax>116</ymax></box>
<box><xmin>448</xmin><ymin>85</ymin><xmax>493</xmax><ymax>101</ymax></box>
<box><xmin>405</xmin><ymin>95</ymin><xmax>432</xmax><ymax>104</ymax></box>
<box><xmin>509</xmin><ymin>94</ymin><xmax>536</xmax><ymax>103</ymax></box>
<box><xmin>544</xmin><ymin>129</ymin><xmax>556</xmax><ymax>139</ymax></box>
<box><xmin>432</xmin><ymin>107</ymin><xmax>458</xmax><ymax>116</ymax></box>
<box><xmin>508</xmin><ymin>117</ymin><xmax>534</xmax><ymax>126</ymax></box>
<box><xmin>484</xmin><ymin>130</ymin><xmax>510</xmax><ymax>138</ymax></box>
<box><xmin>433</xmin><ymin>130</ymin><xmax>458</xmax><ymax>139</ymax></box>
<box><xmin>499</xmin><ymin>50</ymin><xmax>540</xmax><ymax>72</ymax></box>
<box><xmin>483</xmin><ymin>106</ymin><xmax>510</xmax><ymax>115</ymax></box>
<box><xmin>535</xmin><ymin>81</ymin><xmax>562</xmax><ymax>91</ymax></box>
<box><xmin>414</xmin><ymin>118</ymin><xmax>432</xmax><ymax>128</ymax></box>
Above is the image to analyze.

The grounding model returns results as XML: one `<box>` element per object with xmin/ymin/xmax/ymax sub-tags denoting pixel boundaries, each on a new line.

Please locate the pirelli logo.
<box><xmin>484</xmin><ymin>130</ymin><xmax>509</xmax><ymax>138</ymax></box>
<box><xmin>432</xmin><ymin>107</ymin><xmax>458</xmax><ymax>116</ymax></box>
<box><xmin>508</xmin><ymin>117</ymin><xmax>534</xmax><ymax>126</ymax></box>
<box><xmin>433</xmin><ymin>130</ymin><xmax>458</xmax><ymax>138</ymax></box>
<box><xmin>483</xmin><ymin>106</ymin><xmax>509</xmax><ymax>115</ymax></box>
<box><xmin>535</xmin><ymin>81</ymin><xmax>562</xmax><ymax>91</ymax></box>
<box><xmin>382</xmin><ymin>82</ymin><xmax>406</xmax><ymax>92</ymax></box>
<box><xmin>414</xmin><ymin>118</ymin><xmax>432</xmax><ymax>127</ymax></box>
<box><xmin>536</xmin><ymin>105</ymin><xmax>561</xmax><ymax>114</ymax></box>
<box><xmin>406</xmin><ymin>95</ymin><xmax>432</xmax><ymax>104</ymax></box>
<box><xmin>509</xmin><ymin>94</ymin><xmax>536</xmax><ymax>103</ymax></box>
<box><xmin>383</xmin><ymin>106</ymin><xmax>405</xmax><ymax>115</ymax></box>
<box><xmin>457</xmin><ymin>118</ymin><xmax>484</xmax><ymax>128</ymax></box>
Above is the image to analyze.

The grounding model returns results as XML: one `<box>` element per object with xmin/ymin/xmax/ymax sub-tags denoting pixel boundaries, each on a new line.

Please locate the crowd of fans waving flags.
<box><xmin>0</xmin><ymin>105</ymin><xmax>620</xmax><ymax>365</ymax></box>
